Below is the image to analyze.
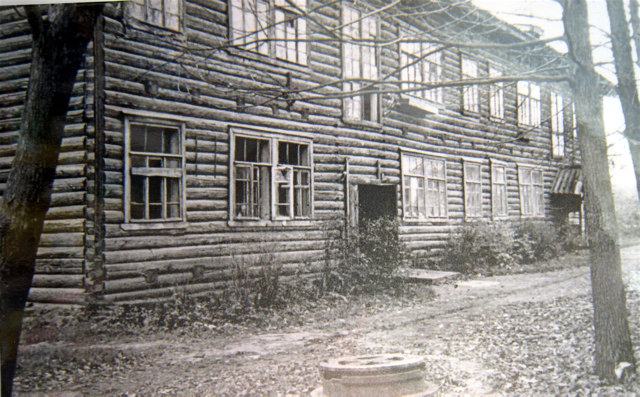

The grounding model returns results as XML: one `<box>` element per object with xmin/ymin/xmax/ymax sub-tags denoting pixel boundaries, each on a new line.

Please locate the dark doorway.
<box><xmin>358</xmin><ymin>184</ymin><xmax>396</xmax><ymax>224</ymax></box>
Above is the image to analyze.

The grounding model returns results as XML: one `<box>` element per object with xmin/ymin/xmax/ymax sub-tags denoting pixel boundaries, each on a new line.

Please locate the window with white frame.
<box><xmin>519</xmin><ymin>166</ymin><xmax>544</xmax><ymax>216</ymax></box>
<box><xmin>491</xmin><ymin>161</ymin><xmax>508</xmax><ymax>218</ymax></box>
<box><xmin>464</xmin><ymin>161</ymin><xmax>482</xmax><ymax>218</ymax></box>
<box><xmin>128</xmin><ymin>0</ymin><xmax>183</xmax><ymax>31</ymax></box>
<box><xmin>126</xmin><ymin>120</ymin><xmax>185</xmax><ymax>222</ymax></box>
<box><xmin>517</xmin><ymin>81</ymin><xmax>541</xmax><ymax>127</ymax></box>
<box><xmin>551</xmin><ymin>92</ymin><xmax>565</xmax><ymax>158</ymax></box>
<box><xmin>229</xmin><ymin>0</ymin><xmax>307</xmax><ymax>64</ymax></box>
<box><xmin>488</xmin><ymin>65</ymin><xmax>504</xmax><ymax>120</ymax></box>
<box><xmin>402</xmin><ymin>153</ymin><xmax>447</xmax><ymax>220</ymax></box>
<box><xmin>342</xmin><ymin>5</ymin><xmax>379</xmax><ymax>122</ymax></box>
<box><xmin>399</xmin><ymin>37</ymin><xmax>443</xmax><ymax>104</ymax></box>
<box><xmin>461</xmin><ymin>57</ymin><xmax>480</xmax><ymax>113</ymax></box>
<box><xmin>232</xmin><ymin>131</ymin><xmax>312</xmax><ymax>221</ymax></box>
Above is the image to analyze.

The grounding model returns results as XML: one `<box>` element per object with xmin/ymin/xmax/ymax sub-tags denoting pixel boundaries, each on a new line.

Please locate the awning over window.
<box><xmin>552</xmin><ymin>166</ymin><xmax>583</xmax><ymax>196</ymax></box>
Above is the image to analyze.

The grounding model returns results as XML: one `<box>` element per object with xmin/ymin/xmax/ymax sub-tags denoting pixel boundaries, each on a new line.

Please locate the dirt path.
<box><xmin>16</xmin><ymin>244</ymin><xmax>640</xmax><ymax>396</ymax></box>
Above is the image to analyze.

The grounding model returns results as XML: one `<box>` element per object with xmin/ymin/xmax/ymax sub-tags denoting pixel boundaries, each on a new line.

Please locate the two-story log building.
<box><xmin>0</xmin><ymin>0</ymin><xmax>583</xmax><ymax>304</ymax></box>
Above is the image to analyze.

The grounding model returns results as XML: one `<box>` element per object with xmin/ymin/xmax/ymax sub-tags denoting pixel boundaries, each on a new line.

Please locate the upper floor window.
<box><xmin>488</xmin><ymin>65</ymin><xmax>504</xmax><ymax>120</ymax></box>
<box><xmin>491</xmin><ymin>161</ymin><xmax>508</xmax><ymax>218</ymax></box>
<box><xmin>519</xmin><ymin>166</ymin><xmax>544</xmax><ymax>216</ymax></box>
<box><xmin>231</xmin><ymin>130</ymin><xmax>313</xmax><ymax>222</ymax></box>
<box><xmin>402</xmin><ymin>153</ymin><xmax>447</xmax><ymax>220</ymax></box>
<box><xmin>399</xmin><ymin>39</ymin><xmax>443</xmax><ymax>104</ymax></box>
<box><xmin>126</xmin><ymin>120</ymin><xmax>185</xmax><ymax>222</ymax></box>
<box><xmin>551</xmin><ymin>92</ymin><xmax>565</xmax><ymax>158</ymax></box>
<box><xmin>517</xmin><ymin>81</ymin><xmax>541</xmax><ymax>127</ymax></box>
<box><xmin>461</xmin><ymin>57</ymin><xmax>480</xmax><ymax>113</ymax></box>
<box><xmin>342</xmin><ymin>5</ymin><xmax>380</xmax><ymax>122</ymax></box>
<box><xmin>229</xmin><ymin>0</ymin><xmax>308</xmax><ymax>64</ymax></box>
<box><xmin>128</xmin><ymin>0</ymin><xmax>182</xmax><ymax>31</ymax></box>
<box><xmin>464</xmin><ymin>161</ymin><xmax>482</xmax><ymax>218</ymax></box>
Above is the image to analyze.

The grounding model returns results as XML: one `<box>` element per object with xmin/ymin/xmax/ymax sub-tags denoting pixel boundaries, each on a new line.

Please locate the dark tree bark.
<box><xmin>0</xmin><ymin>5</ymin><xmax>103</xmax><ymax>396</ymax></box>
<box><xmin>606</xmin><ymin>0</ymin><xmax>640</xmax><ymax>202</ymax></box>
<box><xmin>561</xmin><ymin>0</ymin><xmax>636</xmax><ymax>383</ymax></box>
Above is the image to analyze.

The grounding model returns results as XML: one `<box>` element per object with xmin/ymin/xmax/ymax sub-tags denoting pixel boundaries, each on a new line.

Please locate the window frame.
<box><xmin>229</xmin><ymin>0</ymin><xmax>308</xmax><ymax>65</ymax></box>
<box><xmin>124</xmin><ymin>117</ymin><xmax>187</xmax><ymax>225</ymax></box>
<box><xmin>551</xmin><ymin>91</ymin><xmax>566</xmax><ymax>158</ymax></box>
<box><xmin>463</xmin><ymin>159</ymin><xmax>483</xmax><ymax>219</ymax></box>
<box><xmin>490</xmin><ymin>159</ymin><xmax>509</xmax><ymax>219</ymax></box>
<box><xmin>488</xmin><ymin>65</ymin><xmax>505</xmax><ymax>120</ymax></box>
<box><xmin>518</xmin><ymin>164</ymin><xmax>545</xmax><ymax>217</ymax></box>
<box><xmin>341</xmin><ymin>4</ymin><xmax>381</xmax><ymax>123</ymax></box>
<box><xmin>127</xmin><ymin>0</ymin><xmax>184</xmax><ymax>32</ymax></box>
<box><xmin>461</xmin><ymin>56</ymin><xmax>480</xmax><ymax>114</ymax></box>
<box><xmin>399</xmin><ymin>34</ymin><xmax>443</xmax><ymax>106</ymax></box>
<box><xmin>401</xmin><ymin>150</ymin><xmax>448</xmax><ymax>222</ymax></box>
<box><xmin>517</xmin><ymin>81</ymin><xmax>542</xmax><ymax>127</ymax></box>
<box><xmin>229</xmin><ymin>127</ymin><xmax>314</xmax><ymax>226</ymax></box>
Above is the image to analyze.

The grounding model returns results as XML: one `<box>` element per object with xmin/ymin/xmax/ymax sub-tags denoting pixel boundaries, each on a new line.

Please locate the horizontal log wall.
<box><xmin>93</xmin><ymin>1</ymin><xmax>580</xmax><ymax>302</ymax></box>
<box><xmin>1</xmin><ymin>1</ymin><xmax>580</xmax><ymax>304</ymax></box>
<box><xmin>0</xmin><ymin>9</ymin><xmax>93</xmax><ymax>304</ymax></box>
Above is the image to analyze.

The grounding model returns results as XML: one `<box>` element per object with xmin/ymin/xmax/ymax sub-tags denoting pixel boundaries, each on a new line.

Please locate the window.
<box><xmin>551</xmin><ymin>92</ymin><xmax>565</xmax><ymax>158</ymax></box>
<box><xmin>461</xmin><ymin>57</ymin><xmax>480</xmax><ymax>113</ymax></box>
<box><xmin>232</xmin><ymin>131</ymin><xmax>312</xmax><ymax>221</ymax></box>
<box><xmin>464</xmin><ymin>161</ymin><xmax>482</xmax><ymax>218</ymax></box>
<box><xmin>488</xmin><ymin>65</ymin><xmax>504</xmax><ymax>120</ymax></box>
<box><xmin>399</xmin><ymin>38</ymin><xmax>443</xmax><ymax>104</ymax></box>
<box><xmin>491</xmin><ymin>161</ymin><xmax>508</xmax><ymax>218</ymax></box>
<box><xmin>128</xmin><ymin>0</ymin><xmax>182</xmax><ymax>31</ymax></box>
<box><xmin>517</xmin><ymin>81</ymin><xmax>541</xmax><ymax>127</ymax></box>
<box><xmin>126</xmin><ymin>120</ymin><xmax>185</xmax><ymax>222</ymax></box>
<box><xmin>519</xmin><ymin>166</ymin><xmax>544</xmax><ymax>216</ymax></box>
<box><xmin>342</xmin><ymin>5</ymin><xmax>379</xmax><ymax>122</ymax></box>
<box><xmin>402</xmin><ymin>153</ymin><xmax>447</xmax><ymax>220</ymax></box>
<box><xmin>229</xmin><ymin>0</ymin><xmax>308</xmax><ymax>64</ymax></box>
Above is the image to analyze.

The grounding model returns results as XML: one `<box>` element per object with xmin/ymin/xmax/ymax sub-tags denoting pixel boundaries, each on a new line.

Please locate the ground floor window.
<box><xmin>402</xmin><ymin>152</ymin><xmax>447</xmax><ymax>220</ymax></box>
<box><xmin>125</xmin><ymin>119</ymin><xmax>185</xmax><ymax>222</ymax></box>
<box><xmin>491</xmin><ymin>161</ymin><xmax>508</xmax><ymax>218</ymax></box>
<box><xmin>519</xmin><ymin>165</ymin><xmax>544</xmax><ymax>216</ymax></box>
<box><xmin>464</xmin><ymin>161</ymin><xmax>482</xmax><ymax>218</ymax></box>
<box><xmin>232</xmin><ymin>129</ymin><xmax>313</xmax><ymax>221</ymax></box>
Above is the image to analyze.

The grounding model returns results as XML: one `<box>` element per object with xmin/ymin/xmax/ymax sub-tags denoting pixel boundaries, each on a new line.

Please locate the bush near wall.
<box><xmin>438</xmin><ymin>221</ymin><xmax>583</xmax><ymax>274</ymax></box>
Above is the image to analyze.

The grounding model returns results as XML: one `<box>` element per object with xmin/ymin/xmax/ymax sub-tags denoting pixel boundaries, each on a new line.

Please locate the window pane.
<box><xmin>131</xmin><ymin>125</ymin><xmax>146</xmax><ymax>151</ymax></box>
<box><xmin>146</xmin><ymin>127</ymin><xmax>164</xmax><ymax>153</ymax></box>
<box><xmin>164</xmin><ymin>127</ymin><xmax>180</xmax><ymax>154</ymax></box>
<box><xmin>131</xmin><ymin>173</ymin><xmax>145</xmax><ymax>199</ymax></box>
<box><xmin>149</xmin><ymin>176</ymin><xmax>162</xmax><ymax>204</ymax></box>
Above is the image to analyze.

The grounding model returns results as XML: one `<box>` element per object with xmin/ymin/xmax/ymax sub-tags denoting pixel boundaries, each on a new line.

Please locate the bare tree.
<box><xmin>0</xmin><ymin>4</ymin><xmax>103</xmax><ymax>396</ymax></box>
<box><xmin>560</xmin><ymin>0</ymin><xmax>636</xmax><ymax>382</ymax></box>
<box><xmin>0</xmin><ymin>0</ymin><xmax>634</xmax><ymax>393</ymax></box>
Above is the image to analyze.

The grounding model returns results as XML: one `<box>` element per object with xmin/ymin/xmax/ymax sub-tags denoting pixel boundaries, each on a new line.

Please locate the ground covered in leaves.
<box><xmin>13</xmin><ymin>245</ymin><xmax>640</xmax><ymax>396</ymax></box>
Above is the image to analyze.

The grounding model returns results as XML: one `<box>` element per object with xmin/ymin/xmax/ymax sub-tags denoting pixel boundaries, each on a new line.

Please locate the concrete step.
<box><xmin>395</xmin><ymin>268</ymin><xmax>461</xmax><ymax>283</ymax></box>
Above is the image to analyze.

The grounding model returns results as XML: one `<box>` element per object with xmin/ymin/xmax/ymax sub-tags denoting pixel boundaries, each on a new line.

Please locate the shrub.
<box><xmin>439</xmin><ymin>220</ymin><xmax>579</xmax><ymax>274</ymax></box>
<box><xmin>320</xmin><ymin>218</ymin><xmax>411</xmax><ymax>295</ymax></box>
<box><xmin>439</xmin><ymin>221</ymin><xmax>516</xmax><ymax>273</ymax></box>
<box><xmin>512</xmin><ymin>221</ymin><xmax>561</xmax><ymax>263</ymax></box>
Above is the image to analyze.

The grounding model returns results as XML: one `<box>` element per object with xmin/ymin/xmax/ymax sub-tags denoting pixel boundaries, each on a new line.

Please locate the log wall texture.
<box><xmin>0</xmin><ymin>1</ymin><xmax>581</xmax><ymax>303</ymax></box>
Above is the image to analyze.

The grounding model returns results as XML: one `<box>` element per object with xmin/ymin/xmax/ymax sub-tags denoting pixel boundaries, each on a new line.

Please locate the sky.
<box><xmin>472</xmin><ymin>0</ymin><xmax>639</xmax><ymax>204</ymax></box>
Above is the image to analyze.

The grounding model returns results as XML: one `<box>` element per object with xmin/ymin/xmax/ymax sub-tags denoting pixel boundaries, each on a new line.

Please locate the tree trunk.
<box><xmin>606</xmin><ymin>0</ymin><xmax>640</xmax><ymax>200</ymax></box>
<box><xmin>0</xmin><ymin>5</ymin><xmax>103</xmax><ymax>396</ymax></box>
<box><xmin>561</xmin><ymin>0</ymin><xmax>636</xmax><ymax>382</ymax></box>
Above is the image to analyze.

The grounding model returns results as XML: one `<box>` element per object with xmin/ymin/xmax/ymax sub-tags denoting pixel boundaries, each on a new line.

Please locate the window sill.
<box><xmin>226</xmin><ymin>47</ymin><xmax>310</xmax><ymax>73</ymax></box>
<box><xmin>396</xmin><ymin>95</ymin><xmax>441</xmax><ymax>117</ymax></box>
<box><xmin>228</xmin><ymin>219</ymin><xmax>315</xmax><ymax>228</ymax></box>
<box><xmin>342</xmin><ymin>117</ymin><xmax>383</xmax><ymax>129</ymax></box>
<box><xmin>402</xmin><ymin>217</ymin><xmax>449</xmax><ymax>224</ymax></box>
<box><xmin>121</xmin><ymin>221</ymin><xmax>189</xmax><ymax>231</ymax></box>
<box><xmin>124</xmin><ymin>17</ymin><xmax>185</xmax><ymax>39</ymax></box>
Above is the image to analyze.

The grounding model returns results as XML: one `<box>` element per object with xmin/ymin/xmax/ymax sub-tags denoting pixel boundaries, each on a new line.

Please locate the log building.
<box><xmin>0</xmin><ymin>0</ymin><xmax>582</xmax><ymax>304</ymax></box>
